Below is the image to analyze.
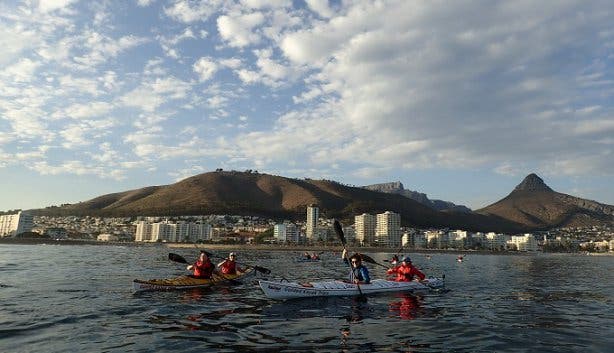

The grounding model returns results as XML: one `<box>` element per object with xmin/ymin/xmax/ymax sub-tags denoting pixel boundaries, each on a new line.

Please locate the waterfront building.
<box><xmin>97</xmin><ymin>233</ymin><xmax>119</xmax><ymax>241</ymax></box>
<box><xmin>485</xmin><ymin>232</ymin><xmax>510</xmax><ymax>251</ymax></box>
<box><xmin>306</xmin><ymin>204</ymin><xmax>319</xmax><ymax>241</ymax></box>
<box><xmin>274</xmin><ymin>223</ymin><xmax>299</xmax><ymax>243</ymax></box>
<box><xmin>449</xmin><ymin>230</ymin><xmax>468</xmax><ymax>248</ymax></box>
<box><xmin>509</xmin><ymin>233</ymin><xmax>538</xmax><ymax>251</ymax></box>
<box><xmin>0</xmin><ymin>211</ymin><xmax>33</xmax><ymax>237</ymax></box>
<box><xmin>406</xmin><ymin>232</ymin><xmax>426</xmax><ymax>249</ymax></box>
<box><xmin>425</xmin><ymin>230</ymin><xmax>447</xmax><ymax>249</ymax></box>
<box><xmin>135</xmin><ymin>221</ymin><xmax>152</xmax><ymax>241</ymax></box>
<box><xmin>376</xmin><ymin>211</ymin><xmax>401</xmax><ymax>247</ymax></box>
<box><xmin>135</xmin><ymin>220</ymin><xmax>211</xmax><ymax>242</ymax></box>
<box><xmin>354</xmin><ymin>213</ymin><xmax>376</xmax><ymax>245</ymax></box>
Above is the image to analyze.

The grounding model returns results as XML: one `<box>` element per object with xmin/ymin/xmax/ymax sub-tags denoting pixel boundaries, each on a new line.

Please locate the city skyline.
<box><xmin>1</xmin><ymin>1</ymin><xmax>613</xmax><ymax>212</ymax></box>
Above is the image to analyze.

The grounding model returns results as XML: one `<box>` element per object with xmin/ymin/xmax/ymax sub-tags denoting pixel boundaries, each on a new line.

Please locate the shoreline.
<box><xmin>2</xmin><ymin>237</ymin><xmax>611</xmax><ymax>256</ymax></box>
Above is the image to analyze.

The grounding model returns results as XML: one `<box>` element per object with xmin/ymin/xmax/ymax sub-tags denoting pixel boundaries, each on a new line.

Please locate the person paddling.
<box><xmin>342</xmin><ymin>249</ymin><xmax>370</xmax><ymax>284</ymax></box>
<box><xmin>217</xmin><ymin>252</ymin><xmax>244</xmax><ymax>275</ymax></box>
<box><xmin>187</xmin><ymin>251</ymin><xmax>216</xmax><ymax>279</ymax></box>
<box><xmin>387</xmin><ymin>256</ymin><xmax>425</xmax><ymax>282</ymax></box>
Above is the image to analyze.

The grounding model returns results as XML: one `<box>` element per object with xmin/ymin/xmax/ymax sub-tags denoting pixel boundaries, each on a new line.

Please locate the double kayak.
<box><xmin>133</xmin><ymin>268</ymin><xmax>254</xmax><ymax>292</ymax></box>
<box><xmin>259</xmin><ymin>277</ymin><xmax>445</xmax><ymax>300</ymax></box>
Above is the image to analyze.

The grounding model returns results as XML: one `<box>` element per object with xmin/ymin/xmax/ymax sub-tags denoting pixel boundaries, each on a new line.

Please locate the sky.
<box><xmin>1</xmin><ymin>0</ymin><xmax>613</xmax><ymax>212</ymax></box>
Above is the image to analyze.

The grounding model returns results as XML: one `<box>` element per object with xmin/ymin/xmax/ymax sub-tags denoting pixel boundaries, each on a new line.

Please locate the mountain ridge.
<box><xmin>477</xmin><ymin>174</ymin><xmax>614</xmax><ymax>229</ymax></box>
<box><xmin>32</xmin><ymin>171</ymin><xmax>613</xmax><ymax>232</ymax></box>
<box><xmin>363</xmin><ymin>181</ymin><xmax>472</xmax><ymax>213</ymax></box>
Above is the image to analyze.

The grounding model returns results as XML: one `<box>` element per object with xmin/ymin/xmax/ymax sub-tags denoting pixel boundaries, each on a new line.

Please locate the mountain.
<box><xmin>35</xmin><ymin>170</ymin><xmax>522</xmax><ymax>232</ymax></box>
<box><xmin>476</xmin><ymin>173</ymin><xmax>614</xmax><ymax>229</ymax></box>
<box><xmin>363</xmin><ymin>181</ymin><xmax>472</xmax><ymax>213</ymax></box>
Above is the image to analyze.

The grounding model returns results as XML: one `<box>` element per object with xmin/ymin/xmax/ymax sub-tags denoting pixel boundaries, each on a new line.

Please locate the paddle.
<box><xmin>169</xmin><ymin>252</ymin><xmax>271</xmax><ymax>275</ymax></box>
<box><xmin>333</xmin><ymin>219</ymin><xmax>367</xmax><ymax>302</ymax></box>
<box><xmin>168</xmin><ymin>252</ymin><xmax>189</xmax><ymax>264</ymax></box>
<box><xmin>359</xmin><ymin>254</ymin><xmax>390</xmax><ymax>269</ymax></box>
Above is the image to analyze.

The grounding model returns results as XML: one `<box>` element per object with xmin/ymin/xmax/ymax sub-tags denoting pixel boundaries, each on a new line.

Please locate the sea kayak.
<box><xmin>259</xmin><ymin>277</ymin><xmax>445</xmax><ymax>300</ymax></box>
<box><xmin>133</xmin><ymin>268</ymin><xmax>254</xmax><ymax>292</ymax></box>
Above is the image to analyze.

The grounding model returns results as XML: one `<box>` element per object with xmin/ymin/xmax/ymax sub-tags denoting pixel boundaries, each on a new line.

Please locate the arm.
<box><xmin>360</xmin><ymin>267</ymin><xmax>370</xmax><ymax>284</ymax></box>
<box><xmin>413</xmin><ymin>267</ymin><xmax>426</xmax><ymax>281</ymax></box>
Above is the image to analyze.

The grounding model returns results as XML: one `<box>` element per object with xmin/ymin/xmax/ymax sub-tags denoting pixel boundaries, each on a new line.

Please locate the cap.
<box><xmin>402</xmin><ymin>256</ymin><xmax>411</xmax><ymax>263</ymax></box>
<box><xmin>229</xmin><ymin>252</ymin><xmax>236</xmax><ymax>257</ymax></box>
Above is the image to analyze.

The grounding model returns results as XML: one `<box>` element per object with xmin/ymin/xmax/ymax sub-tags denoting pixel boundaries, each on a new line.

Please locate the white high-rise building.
<box><xmin>376</xmin><ymin>211</ymin><xmax>401</xmax><ymax>247</ymax></box>
<box><xmin>0</xmin><ymin>211</ymin><xmax>33</xmax><ymax>237</ymax></box>
<box><xmin>274</xmin><ymin>223</ymin><xmax>299</xmax><ymax>243</ymax></box>
<box><xmin>509</xmin><ymin>233</ymin><xmax>539</xmax><ymax>251</ymax></box>
<box><xmin>306</xmin><ymin>204</ymin><xmax>319</xmax><ymax>241</ymax></box>
<box><xmin>485</xmin><ymin>232</ymin><xmax>510</xmax><ymax>250</ymax></box>
<box><xmin>135</xmin><ymin>220</ymin><xmax>211</xmax><ymax>242</ymax></box>
<box><xmin>135</xmin><ymin>221</ymin><xmax>152</xmax><ymax>241</ymax></box>
<box><xmin>354</xmin><ymin>213</ymin><xmax>376</xmax><ymax>245</ymax></box>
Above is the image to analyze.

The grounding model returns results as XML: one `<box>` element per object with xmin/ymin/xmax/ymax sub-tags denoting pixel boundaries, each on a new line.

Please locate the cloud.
<box><xmin>164</xmin><ymin>0</ymin><xmax>224</xmax><ymax>23</ymax></box>
<box><xmin>0</xmin><ymin>58</ymin><xmax>41</xmax><ymax>82</ymax></box>
<box><xmin>305</xmin><ymin>0</ymin><xmax>335</xmax><ymax>18</ymax></box>
<box><xmin>193</xmin><ymin>57</ymin><xmax>218</xmax><ymax>81</ymax></box>
<box><xmin>217</xmin><ymin>12</ymin><xmax>265</xmax><ymax>47</ymax></box>
<box><xmin>38</xmin><ymin>0</ymin><xmax>78</xmax><ymax>13</ymax></box>
<box><xmin>121</xmin><ymin>76</ymin><xmax>192</xmax><ymax>112</ymax></box>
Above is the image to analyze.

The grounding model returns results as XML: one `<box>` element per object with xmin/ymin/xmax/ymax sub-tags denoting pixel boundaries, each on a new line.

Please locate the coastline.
<box><xmin>2</xmin><ymin>237</ymin><xmax>611</xmax><ymax>255</ymax></box>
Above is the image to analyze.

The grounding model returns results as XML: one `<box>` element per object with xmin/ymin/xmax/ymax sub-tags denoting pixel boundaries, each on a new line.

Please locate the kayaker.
<box><xmin>342</xmin><ymin>249</ymin><xmax>370</xmax><ymax>284</ymax></box>
<box><xmin>387</xmin><ymin>256</ymin><xmax>425</xmax><ymax>282</ymax></box>
<box><xmin>217</xmin><ymin>252</ymin><xmax>244</xmax><ymax>274</ymax></box>
<box><xmin>187</xmin><ymin>251</ymin><xmax>215</xmax><ymax>279</ymax></box>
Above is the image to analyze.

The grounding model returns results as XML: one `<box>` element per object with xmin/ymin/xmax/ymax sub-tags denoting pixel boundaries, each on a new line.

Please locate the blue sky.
<box><xmin>1</xmin><ymin>0</ymin><xmax>613</xmax><ymax>212</ymax></box>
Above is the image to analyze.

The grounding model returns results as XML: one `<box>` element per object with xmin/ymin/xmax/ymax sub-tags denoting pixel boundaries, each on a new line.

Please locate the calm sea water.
<box><xmin>1</xmin><ymin>244</ymin><xmax>613</xmax><ymax>352</ymax></box>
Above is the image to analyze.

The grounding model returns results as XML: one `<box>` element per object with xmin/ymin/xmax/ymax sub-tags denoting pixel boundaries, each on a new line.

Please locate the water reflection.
<box><xmin>388</xmin><ymin>292</ymin><xmax>422</xmax><ymax>320</ymax></box>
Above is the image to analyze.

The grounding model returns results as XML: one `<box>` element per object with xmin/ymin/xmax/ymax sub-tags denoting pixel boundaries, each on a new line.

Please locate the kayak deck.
<box><xmin>133</xmin><ymin>268</ymin><xmax>253</xmax><ymax>292</ymax></box>
<box><xmin>259</xmin><ymin>277</ymin><xmax>444</xmax><ymax>300</ymax></box>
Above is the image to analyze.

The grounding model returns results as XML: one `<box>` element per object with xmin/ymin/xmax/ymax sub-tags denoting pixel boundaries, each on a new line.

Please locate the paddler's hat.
<box><xmin>402</xmin><ymin>256</ymin><xmax>412</xmax><ymax>263</ymax></box>
<box><xmin>229</xmin><ymin>252</ymin><xmax>236</xmax><ymax>257</ymax></box>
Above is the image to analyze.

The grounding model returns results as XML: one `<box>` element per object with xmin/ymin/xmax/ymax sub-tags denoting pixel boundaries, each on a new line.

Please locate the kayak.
<box><xmin>259</xmin><ymin>277</ymin><xmax>445</xmax><ymax>300</ymax></box>
<box><xmin>133</xmin><ymin>268</ymin><xmax>254</xmax><ymax>292</ymax></box>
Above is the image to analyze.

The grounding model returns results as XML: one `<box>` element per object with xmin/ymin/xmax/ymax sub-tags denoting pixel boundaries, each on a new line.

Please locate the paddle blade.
<box><xmin>168</xmin><ymin>253</ymin><xmax>188</xmax><ymax>264</ymax></box>
<box><xmin>360</xmin><ymin>253</ymin><xmax>377</xmax><ymax>264</ymax></box>
<box><xmin>360</xmin><ymin>254</ymin><xmax>389</xmax><ymax>269</ymax></box>
<box><xmin>253</xmin><ymin>266</ymin><xmax>271</xmax><ymax>275</ymax></box>
<box><xmin>333</xmin><ymin>219</ymin><xmax>346</xmax><ymax>245</ymax></box>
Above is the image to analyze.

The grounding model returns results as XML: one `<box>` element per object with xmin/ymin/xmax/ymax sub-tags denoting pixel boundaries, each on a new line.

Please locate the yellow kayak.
<box><xmin>133</xmin><ymin>268</ymin><xmax>254</xmax><ymax>292</ymax></box>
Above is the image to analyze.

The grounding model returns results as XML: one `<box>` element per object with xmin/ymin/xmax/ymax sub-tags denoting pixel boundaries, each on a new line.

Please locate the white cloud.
<box><xmin>137</xmin><ymin>0</ymin><xmax>155</xmax><ymax>7</ymax></box>
<box><xmin>305</xmin><ymin>0</ymin><xmax>334</xmax><ymax>18</ymax></box>
<box><xmin>193</xmin><ymin>57</ymin><xmax>218</xmax><ymax>81</ymax></box>
<box><xmin>38</xmin><ymin>0</ymin><xmax>78</xmax><ymax>13</ymax></box>
<box><xmin>240</xmin><ymin>0</ymin><xmax>291</xmax><ymax>10</ymax></box>
<box><xmin>60</xmin><ymin>101</ymin><xmax>114</xmax><ymax>119</ymax></box>
<box><xmin>217</xmin><ymin>12</ymin><xmax>265</xmax><ymax>48</ymax></box>
<box><xmin>0</xmin><ymin>58</ymin><xmax>41</xmax><ymax>82</ymax></box>
<box><xmin>164</xmin><ymin>0</ymin><xmax>224</xmax><ymax>23</ymax></box>
<box><xmin>121</xmin><ymin>76</ymin><xmax>192</xmax><ymax>112</ymax></box>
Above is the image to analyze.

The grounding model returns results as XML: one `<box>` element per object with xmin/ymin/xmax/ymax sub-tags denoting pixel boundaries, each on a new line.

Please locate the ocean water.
<box><xmin>1</xmin><ymin>244</ymin><xmax>613</xmax><ymax>352</ymax></box>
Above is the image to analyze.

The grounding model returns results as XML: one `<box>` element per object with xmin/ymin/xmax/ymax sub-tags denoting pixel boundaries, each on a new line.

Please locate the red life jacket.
<box><xmin>193</xmin><ymin>259</ymin><xmax>215</xmax><ymax>278</ymax></box>
<box><xmin>220</xmin><ymin>260</ymin><xmax>237</xmax><ymax>274</ymax></box>
<box><xmin>387</xmin><ymin>264</ymin><xmax>425</xmax><ymax>282</ymax></box>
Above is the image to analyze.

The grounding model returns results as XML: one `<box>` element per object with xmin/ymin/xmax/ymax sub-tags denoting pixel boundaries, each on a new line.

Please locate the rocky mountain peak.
<box><xmin>513</xmin><ymin>173</ymin><xmax>553</xmax><ymax>192</ymax></box>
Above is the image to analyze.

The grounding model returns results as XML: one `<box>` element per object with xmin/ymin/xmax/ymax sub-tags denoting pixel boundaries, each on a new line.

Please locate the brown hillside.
<box><xmin>477</xmin><ymin>174</ymin><xmax>614</xmax><ymax>229</ymax></box>
<box><xmin>36</xmin><ymin>171</ymin><xmax>525</xmax><ymax>232</ymax></box>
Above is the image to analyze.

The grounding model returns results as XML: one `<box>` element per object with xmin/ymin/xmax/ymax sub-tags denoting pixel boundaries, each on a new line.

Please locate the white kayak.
<box><xmin>259</xmin><ymin>277</ymin><xmax>445</xmax><ymax>300</ymax></box>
